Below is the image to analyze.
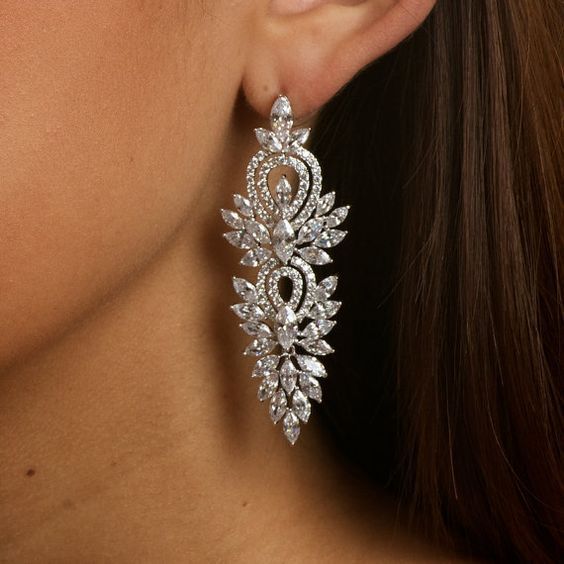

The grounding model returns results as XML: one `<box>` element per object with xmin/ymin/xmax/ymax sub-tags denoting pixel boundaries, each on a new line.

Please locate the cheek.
<box><xmin>0</xmin><ymin>2</ymin><xmax>240</xmax><ymax>367</ymax></box>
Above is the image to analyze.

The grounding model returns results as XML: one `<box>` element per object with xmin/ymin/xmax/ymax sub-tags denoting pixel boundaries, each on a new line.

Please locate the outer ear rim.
<box><xmin>242</xmin><ymin>0</ymin><xmax>436</xmax><ymax>119</ymax></box>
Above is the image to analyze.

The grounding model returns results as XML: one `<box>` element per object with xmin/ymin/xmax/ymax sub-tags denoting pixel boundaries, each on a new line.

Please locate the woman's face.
<box><xmin>0</xmin><ymin>1</ymin><xmax>247</xmax><ymax>368</ymax></box>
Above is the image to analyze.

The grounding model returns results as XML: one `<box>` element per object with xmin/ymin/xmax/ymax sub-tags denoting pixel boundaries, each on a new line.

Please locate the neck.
<box><xmin>0</xmin><ymin>124</ymin><xmax>441</xmax><ymax>563</ymax></box>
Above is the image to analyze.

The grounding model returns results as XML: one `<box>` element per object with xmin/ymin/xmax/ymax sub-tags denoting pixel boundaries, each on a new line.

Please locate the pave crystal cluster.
<box><xmin>221</xmin><ymin>95</ymin><xmax>349</xmax><ymax>444</ymax></box>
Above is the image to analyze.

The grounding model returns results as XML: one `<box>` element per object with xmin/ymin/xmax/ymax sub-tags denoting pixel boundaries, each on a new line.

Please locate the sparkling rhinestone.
<box><xmin>296</xmin><ymin>355</ymin><xmax>327</xmax><ymax>378</ymax></box>
<box><xmin>298</xmin><ymin>246</ymin><xmax>332</xmax><ymax>265</ymax></box>
<box><xmin>245</xmin><ymin>219</ymin><xmax>270</xmax><ymax>245</ymax></box>
<box><xmin>240</xmin><ymin>321</ymin><xmax>273</xmax><ymax>338</ymax></box>
<box><xmin>308</xmin><ymin>300</ymin><xmax>341</xmax><ymax>320</ymax></box>
<box><xmin>315</xmin><ymin>192</ymin><xmax>336</xmax><ymax>216</ymax></box>
<box><xmin>280</xmin><ymin>358</ymin><xmax>298</xmax><ymax>394</ymax></box>
<box><xmin>276</xmin><ymin>305</ymin><xmax>297</xmax><ymax>325</ymax></box>
<box><xmin>272</xmin><ymin>219</ymin><xmax>296</xmax><ymax>263</ymax></box>
<box><xmin>269</xmin><ymin>389</ymin><xmax>288</xmax><ymax>423</ymax></box>
<box><xmin>325</xmin><ymin>206</ymin><xmax>350</xmax><ymax>228</ymax></box>
<box><xmin>292</xmin><ymin>389</ymin><xmax>311</xmax><ymax>423</ymax></box>
<box><xmin>257</xmin><ymin>372</ymin><xmax>279</xmax><ymax>401</ymax></box>
<box><xmin>297</xmin><ymin>218</ymin><xmax>324</xmax><ymax>244</ymax></box>
<box><xmin>299</xmin><ymin>338</ymin><xmax>333</xmax><ymax>356</ymax></box>
<box><xmin>232</xmin><ymin>277</ymin><xmax>257</xmax><ymax>302</ymax></box>
<box><xmin>255</xmin><ymin>128</ymin><xmax>283</xmax><ymax>152</ymax></box>
<box><xmin>314</xmin><ymin>276</ymin><xmax>338</xmax><ymax>300</ymax></box>
<box><xmin>275</xmin><ymin>176</ymin><xmax>292</xmax><ymax>206</ymax></box>
<box><xmin>282</xmin><ymin>410</ymin><xmax>300</xmax><ymax>444</ymax></box>
<box><xmin>231</xmin><ymin>303</ymin><xmax>265</xmax><ymax>321</ymax></box>
<box><xmin>221</xmin><ymin>209</ymin><xmax>244</xmax><ymax>230</ymax></box>
<box><xmin>244</xmin><ymin>338</ymin><xmax>276</xmax><ymax>357</ymax></box>
<box><xmin>289</xmin><ymin>128</ymin><xmax>310</xmax><ymax>149</ymax></box>
<box><xmin>299</xmin><ymin>373</ymin><xmax>322</xmax><ymax>402</ymax></box>
<box><xmin>224</xmin><ymin>231</ymin><xmax>256</xmax><ymax>250</ymax></box>
<box><xmin>275</xmin><ymin>306</ymin><xmax>298</xmax><ymax>350</ymax></box>
<box><xmin>240</xmin><ymin>248</ymin><xmax>272</xmax><ymax>267</ymax></box>
<box><xmin>252</xmin><ymin>355</ymin><xmax>279</xmax><ymax>378</ymax></box>
<box><xmin>270</xmin><ymin>95</ymin><xmax>293</xmax><ymax>141</ymax></box>
<box><xmin>300</xmin><ymin>319</ymin><xmax>336</xmax><ymax>339</ymax></box>
<box><xmin>233</xmin><ymin>194</ymin><xmax>254</xmax><ymax>217</ymax></box>
<box><xmin>315</xmin><ymin>229</ymin><xmax>347</xmax><ymax>249</ymax></box>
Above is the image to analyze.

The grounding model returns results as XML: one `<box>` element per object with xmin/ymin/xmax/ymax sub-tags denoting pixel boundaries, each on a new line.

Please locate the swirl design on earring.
<box><xmin>221</xmin><ymin>95</ymin><xmax>349</xmax><ymax>444</ymax></box>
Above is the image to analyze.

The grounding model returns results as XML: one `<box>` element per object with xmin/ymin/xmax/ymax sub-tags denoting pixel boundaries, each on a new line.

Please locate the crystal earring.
<box><xmin>221</xmin><ymin>95</ymin><xmax>349</xmax><ymax>444</ymax></box>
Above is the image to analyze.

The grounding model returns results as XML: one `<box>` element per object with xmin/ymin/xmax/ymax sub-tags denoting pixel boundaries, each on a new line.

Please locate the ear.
<box><xmin>242</xmin><ymin>0</ymin><xmax>436</xmax><ymax>118</ymax></box>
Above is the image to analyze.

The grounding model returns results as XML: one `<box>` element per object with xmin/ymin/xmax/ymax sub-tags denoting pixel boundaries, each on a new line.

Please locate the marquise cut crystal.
<box><xmin>221</xmin><ymin>209</ymin><xmax>244</xmax><ymax>230</ymax></box>
<box><xmin>292</xmin><ymin>389</ymin><xmax>311</xmax><ymax>423</ymax></box>
<box><xmin>282</xmin><ymin>410</ymin><xmax>300</xmax><ymax>444</ymax></box>
<box><xmin>299</xmin><ymin>372</ymin><xmax>322</xmax><ymax>402</ymax></box>
<box><xmin>233</xmin><ymin>277</ymin><xmax>258</xmax><ymax>303</ymax></box>
<box><xmin>314</xmin><ymin>276</ymin><xmax>338</xmax><ymax>300</ymax></box>
<box><xmin>241</xmin><ymin>248</ymin><xmax>272</xmax><ymax>267</ymax></box>
<box><xmin>258</xmin><ymin>372</ymin><xmax>279</xmax><ymax>401</ymax></box>
<box><xmin>296</xmin><ymin>355</ymin><xmax>327</xmax><ymax>378</ymax></box>
<box><xmin>297</xmin><ymin>218</ymin><xmax>324</xmax><ymax>244</ymax></box>
<box><xmin>272</xmin><ymin>219</ymin><xmax>296</xmax><ymax>263</ymax></box>
<box><xmin>275</xmin><ymin>306</ymin><xmax>298</xmax><ymax>350</ymax></box>
<box><xmin>280</xmin><ymin>358</ymin><xmax>298</xmax><ymax>393</ymax></box>
<box><xmin>270</xmin><ymin>389</ymin><xmax>288</xmax><ymax>423</ymax></box>
<box><xmin>275</xmin><ymin>175</ymin><xmax>292</xmax><ymax>206</ymax></box>
<box><xmin>270</xmin><ymin>95</ymin><xmax>293</xmax><ymax>142</ymax></box>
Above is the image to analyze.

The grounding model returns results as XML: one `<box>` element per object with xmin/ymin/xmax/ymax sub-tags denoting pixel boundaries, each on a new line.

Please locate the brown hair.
<box><xmin>313</xmin><ymin>1</ymin><xmax>563</xmax><ymax>561</ymax></box>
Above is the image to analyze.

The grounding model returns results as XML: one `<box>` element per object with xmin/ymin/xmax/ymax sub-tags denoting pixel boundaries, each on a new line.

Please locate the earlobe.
<box><xmin>242</xmin><ymin>0</ymin><xmax>436</xmax><ymax>118</ymax></box>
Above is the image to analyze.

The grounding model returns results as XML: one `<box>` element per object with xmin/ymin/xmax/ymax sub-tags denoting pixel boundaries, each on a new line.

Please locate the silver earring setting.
<box><xmin>221</xmin><ymin>95</ymin><xmax>349</xmax><ymax>444</ymax></box>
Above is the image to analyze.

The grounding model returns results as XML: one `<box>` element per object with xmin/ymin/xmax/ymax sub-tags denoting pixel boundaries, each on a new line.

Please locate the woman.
<box><xmin>0</xmin><ymin>1</ymin><xmax>561</xmax><ymax>562</ymax></box>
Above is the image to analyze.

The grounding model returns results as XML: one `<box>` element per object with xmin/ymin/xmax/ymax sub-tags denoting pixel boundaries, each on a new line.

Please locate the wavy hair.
<box><xmin>314</xmin><ymin>2</ymin><xmax>563</xmax><ymax>561</ymax></box>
